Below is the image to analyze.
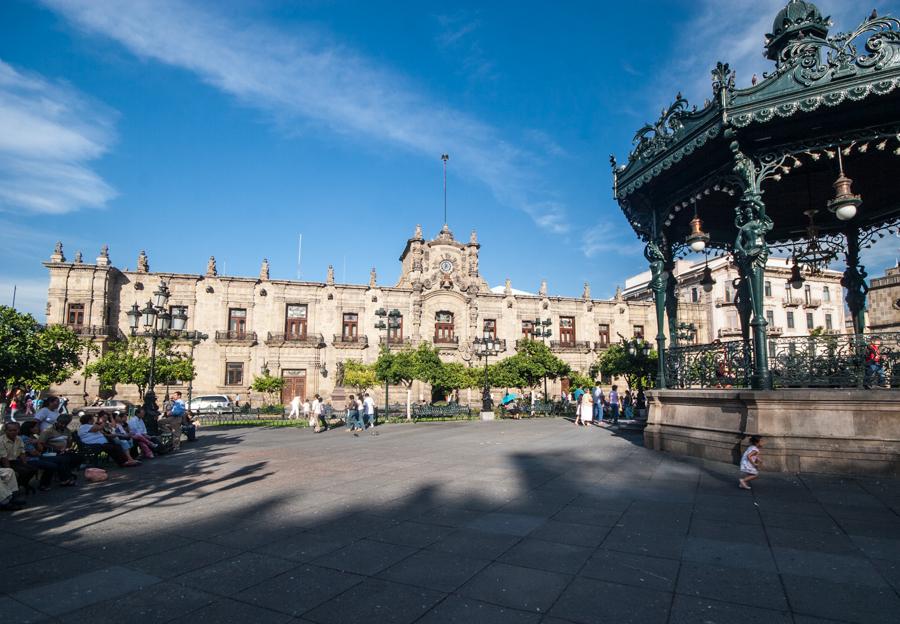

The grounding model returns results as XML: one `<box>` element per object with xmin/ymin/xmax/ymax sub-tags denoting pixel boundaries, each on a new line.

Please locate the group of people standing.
<box><xmin>287</xmin><ymin>392</ymin><xmax>377</xmax><ymax>434</ymax></box>
<box><xmin>287</xmin><ymin>394</ymin><xmax>330</xmax><ymax>433</ymax></box>
<box><xmin>572</xmin><ymin>383</ymin><xmax>643</xmax><ymax>427</ymax></box>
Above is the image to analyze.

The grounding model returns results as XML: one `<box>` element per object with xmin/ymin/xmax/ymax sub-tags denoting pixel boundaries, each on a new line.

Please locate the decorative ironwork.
<box><xmin>629</xmin><ymin>92</ymin><xmax>691</xmax><ymax>161</ymax></box>
<box><xmin>265</xmin><ymin>332</ymin><xmax>324</xmax><ymax>347</ymax></box>
<box><xmin>666</xmin><ymin>340</ymin><xmax>752</xmax><ymax>389</ymax></box>
<box><xmin>769</xmin><ymin>332</ymin><xmax>899</xmax><ymax>388</ymax></box>
<box><xmin>215</xmin><ymin>330</ymin><xmax>257</xmax><ymax>344</ymax></box>
<box><xmin>549</xmin><ymin>340</ymin><xmax>591</xmax><ymax>353</ymax></box>
<box><xmin>668</xmin><ymin>332</ymin><xmax>900</xmax><ymax>389</ymax></box>
<box><xmin>333</xmin><ymin>334</ymin><xmax>368</xmax><ymax>348</ymax></box>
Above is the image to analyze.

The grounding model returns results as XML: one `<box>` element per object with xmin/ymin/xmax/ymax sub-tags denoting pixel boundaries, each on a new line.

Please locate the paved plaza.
<box><xmin>3</xmin><ymin>418</ymin><xmax>900</xmax><ymax>624</ymax></box>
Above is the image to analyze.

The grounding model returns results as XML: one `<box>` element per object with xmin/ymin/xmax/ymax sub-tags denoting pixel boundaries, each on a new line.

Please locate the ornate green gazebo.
<box><xmin>612</xmin><ymin>1</ymin><xmax>900</xmax><ymax>391</ymax></box>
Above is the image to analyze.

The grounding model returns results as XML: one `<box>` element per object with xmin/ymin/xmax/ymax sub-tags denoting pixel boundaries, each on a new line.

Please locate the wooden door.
<box><xmin>281</xmin><ymin>369</ymin><xmax>307</xmax><ymax>404</ymax></box>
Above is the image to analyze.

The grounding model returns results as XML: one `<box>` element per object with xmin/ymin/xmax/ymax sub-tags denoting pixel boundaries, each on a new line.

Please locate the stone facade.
<box><xmin>623</xmin><ymin>256</ymin><xmax>847</xmax><ymax>339</ymax></box>
<box><xmin>867</xmin><ymin>263</ymin><xmax>900</xmax><ymax>332</ymax></box>
<box><xmin>44</xmin><ymin>225</ymin><xmax>677</xmax><ymax>406</ymax></box>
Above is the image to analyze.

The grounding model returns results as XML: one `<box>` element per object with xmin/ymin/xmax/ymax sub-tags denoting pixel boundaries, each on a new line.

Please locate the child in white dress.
<box><xmin>739</xmin><ymin>435</ymin><xmax>763</xmax><ymax>490</ymax></box>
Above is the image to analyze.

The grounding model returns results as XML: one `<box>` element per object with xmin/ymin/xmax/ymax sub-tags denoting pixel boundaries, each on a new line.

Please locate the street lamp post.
<box><xmin>474</xmin><ymin>332</ymin><xmax>501</xmax><ymax>412</ymax></box>
<box><xmin>126</xmin><ymin>280</ymin><xmax>207</xmax><ymax>422</ymax></box>
<box><xmin>532</xmin><ymin>318</ymin><xmax>552</xmax><ymax>400</ymax></box>
<box><xmin>374</xmin><ymin>308</ymin><xmax>401</xmax><ymax>421</ymax></box>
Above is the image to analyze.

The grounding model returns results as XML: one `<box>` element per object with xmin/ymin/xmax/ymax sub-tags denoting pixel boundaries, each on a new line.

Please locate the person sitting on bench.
<box><xmin>77</xmin><ymin>412</ymin><xmax>140</xmax><ymax>467</ymax></box>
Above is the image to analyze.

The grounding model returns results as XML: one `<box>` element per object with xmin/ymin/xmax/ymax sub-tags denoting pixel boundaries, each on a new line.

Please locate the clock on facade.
<box><xmin>439</xmin><ymin>260</ymin><xmax>454</xmax><ymax>274</ymax></box>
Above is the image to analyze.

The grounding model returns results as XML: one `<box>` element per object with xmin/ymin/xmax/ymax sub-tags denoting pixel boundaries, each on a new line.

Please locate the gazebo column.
<box><xmin>645</xmin><ymin>239</ymin><xmax>668</xmax><ymax>388</ymax></box>
<box><xmin>842</xmin><ymin>225</ymin><xmax>869</xmax><ymax>335</ymax></box>
<box><xmin>664</xmin><ymin>245</ymin><xmax>679</xmax><ymax>346</ymax></box>
<box><xmin>730</xmin><ymin>142</ymin><xmax>774</xmax><ymax>390</ymax></box>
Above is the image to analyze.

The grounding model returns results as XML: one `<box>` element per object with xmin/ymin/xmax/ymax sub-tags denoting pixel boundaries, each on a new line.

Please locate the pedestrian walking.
<box><xmin>310</xmin><ymin>394</ymin><xmax>325</xmax><ymax>432</ymax></box>
<box><xmin>608</xmin><ymin>385</ymin><xmax>620</xmax><ymax>425</ymax></box>
<box><xmin>345</xmin><ymin>395</ymin><xmax>363</xmax><ymax>432</ymax></box>
<box><xmin>362</xmin><ymin>392</ymin><xmax>376</xmax><ymax>429</ymax></box>
<box><xmin>739</xmin><ymin>436</ymin><xmax>763</xmax><ymax>490</ymax></box>
<box><xmin>591</xmin><ymin>383</ymin><xmax>603</xmax><ymax>425</ymax></box>
<box><xmin>575</xmin><ymin>388</ymin><xmax>592</xmax><ymax>427</ymax></box>
<box><xmin>288</xmin><ymin>394</ymin><xmax>302</xmax><ymax>420</ymax></box>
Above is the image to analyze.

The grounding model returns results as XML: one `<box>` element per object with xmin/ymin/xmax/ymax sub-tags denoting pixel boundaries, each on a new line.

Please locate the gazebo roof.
<box><xmin>613</xmin><ymin>3</ymin><xmax>900</xmax><ymax>252</ymax></box>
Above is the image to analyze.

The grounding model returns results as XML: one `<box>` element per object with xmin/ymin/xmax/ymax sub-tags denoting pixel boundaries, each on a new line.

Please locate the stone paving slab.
<box><xmin>3</xmin><ymin>418</ymin><xmax>900</xmax><ymax>623</ymax></box>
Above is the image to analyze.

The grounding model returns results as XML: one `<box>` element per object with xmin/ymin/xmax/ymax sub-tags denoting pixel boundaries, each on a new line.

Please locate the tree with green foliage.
<box><xmin>250</xmin><ymin>367</ymin><xmax>286</xmax><ymax>405</ymax></box>
<box><xmin>592</xmin><ymin>343</ymin><xmax>657</xmax><ymax>390</ymax></box>
<box><xmin>86</xmin><ymin>336</ymin><xmax>196</xmax><ymax>399</ymax></box>
<box><xmin>499</xmin><ymin>339</ymin><xmax>570</xmax><ymax>395</ymax></box>
<box><xmin>374</xmin><ymin>345</ymin><xmax>426</xmax><ymax>419</ymax></box>
<box><xmin>0</xmin><ymin>306</ymin><xmax>85</xmax><ymax>394</ymax></box>
<box><xmin>567</xmin><ymin>370</ymin><xmax>594</xmax><ymax>391</ymax></box>
<box><xmin>341</xmin><ymin>359</ymin><xmax>378</xmax><ymax>395</ymax></box>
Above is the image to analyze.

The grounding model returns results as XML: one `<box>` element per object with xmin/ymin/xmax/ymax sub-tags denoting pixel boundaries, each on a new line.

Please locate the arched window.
<box><xmin>435</xmin><ymin>311</ymin><xmax>455</xmax><ymax>343</ymax></box>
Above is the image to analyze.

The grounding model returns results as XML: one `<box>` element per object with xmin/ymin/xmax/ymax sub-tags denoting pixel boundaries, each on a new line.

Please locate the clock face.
<box><xmin>439</xmin><ymin>260</ymin><xmax>454</xmax><ymax>274</ymax></box>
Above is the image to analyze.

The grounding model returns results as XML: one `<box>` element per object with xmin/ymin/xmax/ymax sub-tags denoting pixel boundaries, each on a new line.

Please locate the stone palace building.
<box><xmin>43</xmin><ymin>224</ymin><xmax>694</xmax><ymax>406</ymax></box>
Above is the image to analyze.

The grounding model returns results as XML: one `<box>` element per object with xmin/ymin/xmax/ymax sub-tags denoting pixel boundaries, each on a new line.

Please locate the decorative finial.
<box><xmin>504</xmin><ymin>278</ymin><xmax>512</xmax><ymax>296</ymax></box>
<box><xmin>207</xmin><ymin>256</ymin><xmax>217</xmax><ymax>276</ymax></box>
<box><xmin>137</xmin><ymin>250</ymin><xmax>149</xmax><ymax>273</ymax></box>
<box><xmin>615</xmin><ymin>285</ymin><xmax>623</xmax><ymax>301</ymax></box>
<box><xmin>369</xmin><ymin>266</ymin><xmax>377</xmax><ymax>288</ymax></box>
<box><xmin>260</xmin><ymin>258</ymin><xmax>270</xmax><ymax>280</ymax></box>
<box><xmin>539</xmin><ymin>279</ymin><xmax>547</xmax><ymax>296</ymax></box>
<box><xmin>326</xmin><ymin>264</ymin><xmax>335</xmax><ymax>285</ymax></box>
<box><xmin>469</xmin><ymin>229</ymin><xmax>478</xmax><ymax>245</ymax></box>
<box><xmin>582</xmin><ymin>281</ymin><xmax>591</xmax><ymax>299</ymax></box>
<box><xmin>74</xmin><ymin>250</ymin><xmax>83</xmax><ymax>264</ymax></box>
<box><xmin>751</xmin><ymin>73</ymin><xmax>758</xmax><ymax>86</ymax></box>
<box><xmin>96</xmin><ymin>245</ymin><xmax>110</xmax><ymax>267</ymax></box>
<box><xmin>51</xmin><ymin>241</ymin><xmax>65</xmax><ymax>263</ymax></box>
<box><xmin>414</xmin><ymin>224</ymin><xmax>423</xmax><ymax>239</ymax></box>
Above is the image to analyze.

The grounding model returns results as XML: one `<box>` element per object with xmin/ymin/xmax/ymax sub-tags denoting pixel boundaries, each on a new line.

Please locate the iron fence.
<box><xmin>665</xmin><ymin>332</ymin><xmax>900</xmax><ymax>389</ymax></box>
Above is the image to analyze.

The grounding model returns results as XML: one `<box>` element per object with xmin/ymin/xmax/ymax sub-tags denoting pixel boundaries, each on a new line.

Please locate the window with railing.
<box><xmin>67</xmin><ymin>303</ymin><xmax>85</xmax><ymax>327</ymax></box>
<box><xmin>225</xmin><ymin>362</ymin><xmax>244</xmax><ymax>386</ymax></box>
<box><xmin>598</xmin><ymin>323</ymin><xmax>610</xmax><ymax>346</ymax></box>
<box><xmin>560</xmin><ymin>317</ymin><xmax>575</xmax><ymax>344</ymax></box>
<box><xmin>228</xmin><ymin>308</ymin><xmax>247</xmax><ymax>336</ymax></box>
<box><xmin>342</xmin><ymin>313</ymin><xmax>359</xmax><ymax>341</ymax></box>
<box><xmin>285</xmin><ymin>304</ymin><xmax>308</xmax><ymax>339</ymax></box>
<box><xmin>483</xmin><ymin>319</ymin><xmax>497</xmax><ymax>340</ymax></box>
<box><xmin>522</xmin><ymin>320</ymin><xmax>534</xmax><ymax>339</ymax></box>
<box><xmin>435</xmin><ymin>311</ymin><xmax>455</xmax><ymax>343</ymax></box>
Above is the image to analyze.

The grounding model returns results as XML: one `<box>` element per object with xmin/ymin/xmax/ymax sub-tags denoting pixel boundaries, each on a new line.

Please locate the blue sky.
<box><xmin>2</xmin><ymin>0</ymin><xmax>898</xmax><ymax>317</ymax></box>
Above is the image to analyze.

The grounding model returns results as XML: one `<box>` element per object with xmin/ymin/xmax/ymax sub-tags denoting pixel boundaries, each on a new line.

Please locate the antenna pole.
<box><xmin>441</xmin><ymin>153</ymin><xmax>449</xmax><ymax>225</ymax></box>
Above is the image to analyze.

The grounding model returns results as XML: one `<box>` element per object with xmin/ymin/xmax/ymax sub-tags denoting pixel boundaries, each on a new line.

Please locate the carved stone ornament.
<box><xmin>260</xmin><ymin>258</ymin><xmax>270</xmax><ymax>280</ymax></box>
<box><xmin>74</xmin><ymin>251</ymin><xmax>83</xmax><ymax>264</ymax></box>
<box><xmin>582</xmin><ymin>281</ymin><xmax>591</xmax><ymax>299</ymax></box>
<box><xmin>539</xmin><ymin>279</ymin><xmax>547</xmax><ymax>296</ymax></box>
<box><xmin>207</xmin><ymin>256</ymin><xmax>217</xmax><ymax>277</ymax></box>
<box><xmin>51</xmin><ymin>241</ymin><xmax>65</xmax><ymax>262</ymax></box>
<box><xmin>137</xmin><ymin>250</ymin><xmax>149</xmax><ymax>273</ymax></box>
<box><xmin>369</xmin><ymin>266</ymin><xmax>377</xmax><ymax>288</ymax></box>
<box><xmin>504</xmin><ymin>278</ymin><xmax>512</xmax><ymax>296</ymax></box>
<box><xmin>469</xmin><ymin>229</ymin><xmax>478</xmax><ymax>244</ymax></box>
<box><xmin>326</xmin><ymin>265</ymin><xmax>335</xmax><ymax>285</ymax></box>
<box><xmin>414</xmin><ymin>224</ymin><xmax>423</xmax><ymax>240</ymax></box>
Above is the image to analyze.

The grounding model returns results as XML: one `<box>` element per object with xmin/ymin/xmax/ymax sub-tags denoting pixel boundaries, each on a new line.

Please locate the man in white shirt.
<box><xmin>310</xmin><ymin>394</ymin><xmax>325</xmax><ymax>432</ymax></box>
<box><xmin>362</xmin><ymin>393</ymin><xmax>376</xmax><ymax>429</ymax></box>
<box><xmin>288</xmin><ymin>395</ymin><xmax>302</xmax><ymax>420</ymax></box>
<box><xmin>591</xmin><ymin>385</ymin><xmax>603</xmax><ymax>425</ymax></box>
<box><xmin>34</xmin><ymin>396</ymin><xmax>61</xmax><ymax>432</ymax></box>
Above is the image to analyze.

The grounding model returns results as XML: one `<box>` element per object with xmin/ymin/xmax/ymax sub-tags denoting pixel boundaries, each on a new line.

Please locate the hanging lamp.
<box><xmin>826</xmin><ymin>149</ymin><xmax>862</xmax><ymax>221</ymax></box>
<box><xmin>686</xmin><ymin>207</ymin><xmax>710</xmax><ymax>252</ymax></box>
<box><xmin>788</xmin><ymin>255</ymin><xmax>805</xmax><ymax>290</ymax></box>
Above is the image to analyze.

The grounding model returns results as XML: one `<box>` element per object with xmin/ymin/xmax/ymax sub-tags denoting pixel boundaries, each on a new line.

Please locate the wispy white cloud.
<box><xmin>434</xmin><ymin>12</ymin><xmax>496</xmax><ymax>82</ymax></box>
<box><xmin>0</xmin><ymin>275</ymin><xmax>49</xmax><ymax>319</ymax></box>
<box><xmin>43</xmin><ymin>0</ymin><xmax>568</xmax><ymax>233</ymax></box>
<box><xmin>583</xmin><ymin>220</ymin><xmax>644</xmax><ymax>259</ymax></box>
<box><xmin>0</xmin><ymin>59</ymin><xmax>117</xmax><ymax>214</ymax></box>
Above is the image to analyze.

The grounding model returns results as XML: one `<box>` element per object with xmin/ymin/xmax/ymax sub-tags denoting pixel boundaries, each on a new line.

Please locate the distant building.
<box><xmin>867</xmin><ymin>263</ymin><xmax>900</xmax><ymax>333</ymax></box>
<box><xmin>622</xmin><ymin>255</ymin><xmax>846</xmax><ymax>340</ymax></box>
<box><xmin>43</xmin><ymin>224</ymin><xmax>685</xmax><ymax>405</ymax></box>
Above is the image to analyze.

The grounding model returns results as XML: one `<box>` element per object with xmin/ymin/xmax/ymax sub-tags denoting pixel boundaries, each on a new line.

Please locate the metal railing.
<box><xmin>433</xmin><ymin>336</ymin><xmax>459</xmax><ymax>346</ymax></box>
<box><xmin>333</xmin><ymin>334</ymin><xmax>369</xmax><ymax>347</ymax></box>
<box><xmin>783</xmin><ymin>297</ymin><xmax>801</xmax><ymax>307</ymax></box>
<box><xmin>714</xmin><ymin>297</ymin><xmax>736</xmax><ymax>307</ymax></box>
<box><xmin>214</xmin><ymin>330</ymin><xmax>257</xmax><ymax>343</ymax></box>
<box><xmin>378</xmin><ymin>336</ymin><xmax>412</xmax><ymax>348</ymax></box>
<box><xmin>67</xmin><ymin>324</ymin><xmax>122</xmax><ymax>338</ymax></box>
<box><xmin>266</xmin><ymin>332</ymin><xmax>324</xmax><ymax>347</ymax></box>
<box><xmin>550</xmin><ymin>340</ymin><xmax>591</xmax><ymax>352</ymax></box>
<box><xmin>665</xmin><ymin>332</ymin><xmax>900</xmax><ymax>389</ymax></box>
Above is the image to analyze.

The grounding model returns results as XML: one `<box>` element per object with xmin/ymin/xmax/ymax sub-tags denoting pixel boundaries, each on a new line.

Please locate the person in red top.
<box><xmin>865</xmin><ymin>337</ymin><xmax>886</xmax><ymax>388</ymax></box>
